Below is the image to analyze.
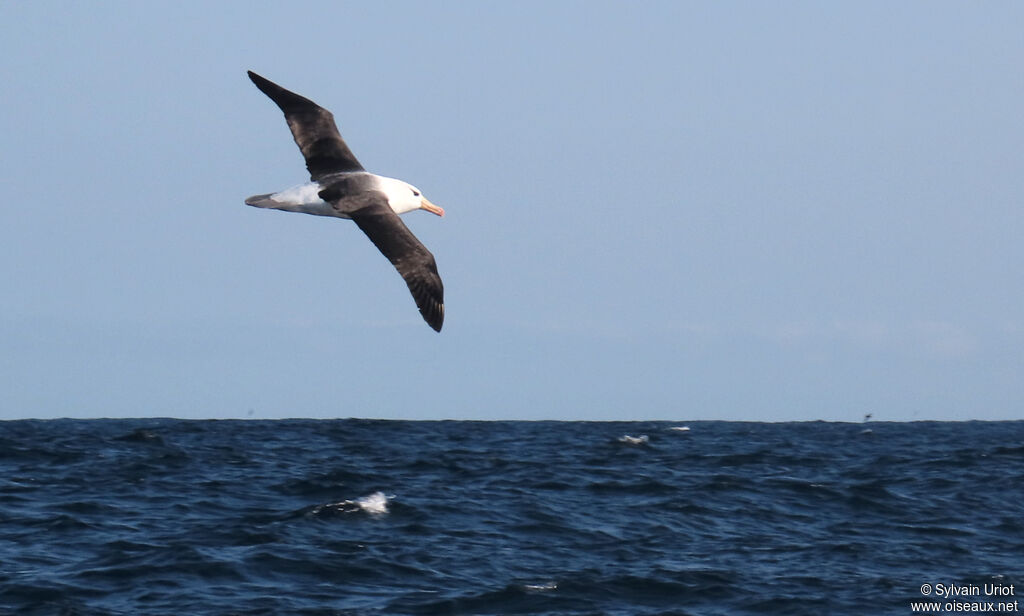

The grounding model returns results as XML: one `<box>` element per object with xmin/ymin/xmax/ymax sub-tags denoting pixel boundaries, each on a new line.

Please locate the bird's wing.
<box><xmin>328</xmin><ymin>191</ymin><xmax>444</xmax><ymax>332</ymax></box>
<box><xmin>248</xmin><ymin>71</ymin><xmax>364</xmax><ymax>179</ymax></box>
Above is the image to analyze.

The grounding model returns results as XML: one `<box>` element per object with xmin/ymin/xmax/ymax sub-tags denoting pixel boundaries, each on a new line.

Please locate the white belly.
<box><xmin>268</xmin><ymin>182</ymin><xmax>348</xmax><ymax>218</ymax></box>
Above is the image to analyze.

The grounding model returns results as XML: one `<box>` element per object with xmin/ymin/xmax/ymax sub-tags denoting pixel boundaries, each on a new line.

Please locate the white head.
<box><xmin>377</xmin><ymin>176</ymin><xmax>445</xmax><ymax>217</ymax></box>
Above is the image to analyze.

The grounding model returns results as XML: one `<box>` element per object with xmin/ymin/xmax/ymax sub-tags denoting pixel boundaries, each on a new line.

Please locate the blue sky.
<box><xmin>1</xmin><ymin>2</ymin><xmax>1021</xmax><ymax>421</ymax></box>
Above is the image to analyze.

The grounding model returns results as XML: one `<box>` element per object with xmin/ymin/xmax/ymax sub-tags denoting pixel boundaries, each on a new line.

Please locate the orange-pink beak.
<box><xmin>421</xmin><ymin>197</ymin><xmax>445</xmax><ymax>217</ymax></box>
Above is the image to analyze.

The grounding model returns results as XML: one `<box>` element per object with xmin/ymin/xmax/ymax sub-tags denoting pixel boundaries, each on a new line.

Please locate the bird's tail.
<box><xmin>245</xmin><ymin>193</ymin><xmax>278</xmax><ymax>209</ymax></box>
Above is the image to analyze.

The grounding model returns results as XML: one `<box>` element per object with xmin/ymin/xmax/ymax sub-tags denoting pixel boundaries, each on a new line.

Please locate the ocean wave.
<box><xmin>1</xmin><ymin>419</ymin><xmax>1022</xmax><ymax>615</ymax></box>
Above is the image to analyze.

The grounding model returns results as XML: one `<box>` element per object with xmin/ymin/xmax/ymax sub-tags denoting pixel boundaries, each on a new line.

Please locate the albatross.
<box><xmin>245</xmin><ymin>70</ymin><xmax>445</xmax><ymax>332</ymax></box>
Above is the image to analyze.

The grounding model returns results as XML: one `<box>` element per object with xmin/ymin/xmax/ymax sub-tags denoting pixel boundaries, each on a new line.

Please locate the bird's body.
<box><xmin>246</xmin><ymin>174</ymin><xmax>432</xmax><ymax>219</ymax></box>
<box><xmin>245</xmin><ymin>71</ymin><xmax>445</xmax><ymax>331</ymax></box>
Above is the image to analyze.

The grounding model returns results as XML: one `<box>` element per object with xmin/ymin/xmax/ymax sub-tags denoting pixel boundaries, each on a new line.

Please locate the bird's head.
<box><xmin>380</xmin><ymin>176</ymin><xmax>445</xmax><ymax>217</ymax></box>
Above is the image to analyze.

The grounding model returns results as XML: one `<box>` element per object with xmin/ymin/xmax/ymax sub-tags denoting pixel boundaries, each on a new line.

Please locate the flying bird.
<box><xmin>245</xmin><ymin>70</ymin><xmax>445</xmax><ymax>332</ymax></box>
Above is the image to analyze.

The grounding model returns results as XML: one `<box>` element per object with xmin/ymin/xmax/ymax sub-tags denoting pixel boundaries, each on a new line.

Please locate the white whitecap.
<box><xmin>618</xmin><ymin>434</ymin><xmax>649</xmax><ymax>445</ymax></box>
<box><xmin>669</xmin><ymin>426</ymin><xmax>690</xmax><ymax>432</ymax></box>
<box><xmin>356</xmin><ymin>491</ymin><xmax>390</xmax><ymax>515</ymax></box>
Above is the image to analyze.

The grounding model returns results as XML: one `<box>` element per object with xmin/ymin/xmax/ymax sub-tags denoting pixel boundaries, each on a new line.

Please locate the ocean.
<box><xmin>1</xmin><ymin>419</ymin><xmax>1021</xmax><ymax>615</ymax></box>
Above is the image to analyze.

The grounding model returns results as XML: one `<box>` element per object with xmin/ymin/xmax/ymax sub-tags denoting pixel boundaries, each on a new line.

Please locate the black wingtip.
<box><xmin>246</xmin><ymin>69</ymin><xmax>330</xmax><ymax>123</ymax></box>
<box><xmin>420</xmin><ymin>302</ymin><xmax>444</xmax><ymax>332</ymax></box>
<box><xmin>247</xmin><ymin>70</ymin><xmax>283</xmax><ymax>98</ymax></box>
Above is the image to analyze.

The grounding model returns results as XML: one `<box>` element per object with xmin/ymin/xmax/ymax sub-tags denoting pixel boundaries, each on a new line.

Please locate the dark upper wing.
<box><xmin>248</xmin><ymin>71</ymin><xmax>364</xmax><ymax>180</ymax></box>
<box><xmin>331</xmin><ymin>191</ymin><xmax>444</xmax><ymax>332</ymax></box>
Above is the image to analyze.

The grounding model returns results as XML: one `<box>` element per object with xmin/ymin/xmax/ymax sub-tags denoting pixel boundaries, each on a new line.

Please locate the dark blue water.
<box><xmin>1</xmin><ymin>420</ymin><xmax>1022</xmax><ymax>615</ymax></box>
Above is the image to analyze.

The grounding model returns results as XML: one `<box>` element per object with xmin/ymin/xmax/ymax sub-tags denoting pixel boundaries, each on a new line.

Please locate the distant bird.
<box><xmin>863</xmin><ymin>413</ymin><xmax>873</xmax><ymax>422</ymax></box>
<box><xmin>245</xmin><ymin>71</ymin><xmax>445</xmax><ymax>332</ymax></box>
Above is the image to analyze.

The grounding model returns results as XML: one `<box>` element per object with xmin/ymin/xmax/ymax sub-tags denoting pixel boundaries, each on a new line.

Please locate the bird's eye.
<box><xmin>411</xmin><ymin>189</ymin><xmax>420</xmax><ymax>196</ymax></box>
